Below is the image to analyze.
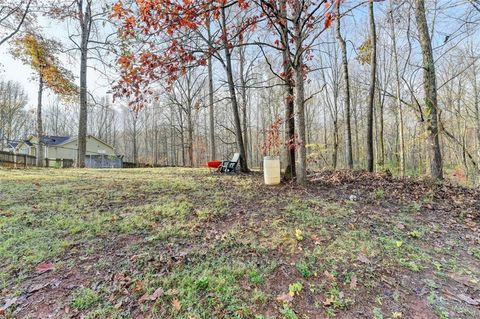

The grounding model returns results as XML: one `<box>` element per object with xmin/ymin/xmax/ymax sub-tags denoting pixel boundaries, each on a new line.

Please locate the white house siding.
<box><xmin>47</xmin><ymin>138</ymin><xmax>116</xmax><ymax>159</ymax></box>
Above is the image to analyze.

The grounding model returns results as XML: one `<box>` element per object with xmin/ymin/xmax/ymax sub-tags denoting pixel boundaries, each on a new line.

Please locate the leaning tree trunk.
<box><xmin>414</xmin><ymin>0</ymin><xmax>443</xmax><ymax>180</ymax></box>
<box><xmin>221</xmin><ymin>6</ymin><xmax>248</xmax><ymax>172</ymax></box>
<box><xmin>367</xmin><ymin>0</ymin><xmax>376</xmax><ymax>172</ymax></box>
<box><xmin>36</xmin><ymin>73</ymin><xmax>44</xmax><ymax>167</ymax></box>
<box><xmin>335</xmin><ymin>1</ymin><xmax>353</xmax><ymax>169</ymax></box>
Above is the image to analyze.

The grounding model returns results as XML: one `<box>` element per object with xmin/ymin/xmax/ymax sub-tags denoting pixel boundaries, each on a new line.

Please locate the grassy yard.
<box><xmin>0</xmin><ymin>168</ymin><xmax>479</xmax><ymax>319</ymax></box>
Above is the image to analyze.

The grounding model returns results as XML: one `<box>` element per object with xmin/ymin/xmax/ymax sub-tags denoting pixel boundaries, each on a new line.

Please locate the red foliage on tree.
<box><xmin>111</xmin><ymin>0</ymin><xmax>335</xmax><ymax>111</ymax></box>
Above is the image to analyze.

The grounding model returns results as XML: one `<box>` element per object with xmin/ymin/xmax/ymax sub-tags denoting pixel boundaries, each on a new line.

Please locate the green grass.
<box><xmin>71</xmin><ymin>287</ymin><xmax>99</xmax><ymax>310</ymax></box>
<box><xmin>0</xmin><ymin>168</ymin><xmax>479</xmax><ymax>319</ymax></box>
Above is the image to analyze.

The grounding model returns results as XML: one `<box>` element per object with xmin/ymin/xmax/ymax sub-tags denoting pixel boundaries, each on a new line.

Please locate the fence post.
<box><xmin>24</xmin><ymin>155</ymin><xmax>27</xmax><ymax>168</ymax></box>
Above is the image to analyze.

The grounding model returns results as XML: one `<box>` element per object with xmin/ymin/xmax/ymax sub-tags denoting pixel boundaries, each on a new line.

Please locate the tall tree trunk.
<box><xmin>294</xmin><ymin>4</ymin><xmax>307</xmax><ymax>185</ymax></box>
<box><xmin>36</xmin><ymin>74</ymin><xmax>44</xmax><ymax>167</ymax></box>
<box><xmin>377</xmin><ymin>85</ymin><xmax>385</xmax><ymax>167</ymax></box>
<box><xmin>187</xmin><ymin>109</ymin><xmax>193</xmax><ymax>167</ymax></box>
<box><xmin>133</xmin><ymin>114</ymin><xmax>138</xmax><ymax>165</ymax></box>
<box><xmin>332</xmin><ymin>120</ymin><xmax>338</xmax><ymax>169</ymax></box>
<box><xmin>221</xmin><ymin>6</ymin><xmax>248</xmax><ymax>172</ymax></box>
<box><xmin>207</xmin><ymin>18</ymin><xmax>216</xmax><ymax>160</ymax></box>
<box><xmin>472</xmin><ymin>61</ymin><xmax>480</xmax><ymax>170</ymax></box>
<box><xmin>77</xmin><ymin>0</ymin><xmax>91</xmax><ymax>168</ymax></box>
<box><xmin>389</xmin><ymin>0</ymin><xmax>406</xmax><ymax>176</ymax></box>
<box><xmin>335</xmin><ymin>1</ymin><xmax>353</xmax><ymax>169</ymax></box>
<box><xmin>367</xmin><ymin>0</ymin><xmax>376</xmax><ymax>172</ymax></box>
<box><xmin>414</xmin><ymin>0</ymin><xmax>443</xmax><ymax>180</ymax></box>
<box><xmin>280</xmin><ymin>0</ymin><xmax>296</xmax><ymax>180</ymax></box>
<box><xmin>239</xmin><ymin>45</ymin><xmax>249</xmax><ymax>168</ymax></box>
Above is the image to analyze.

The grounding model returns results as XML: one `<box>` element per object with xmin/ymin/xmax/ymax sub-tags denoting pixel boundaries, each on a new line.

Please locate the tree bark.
<box><xmin>187</xmin><ymin>108</ymin><xmax>193</xmax><ymax>167</ymax></box>
<box><xmin>280</xmin><ymin>0</ymin><xmax>296</xmax><ymax>180</ymax></box>
<box><xmin>389</xmin><ymin>0</ymin><xmax>406</xmax><ymax>176</ymax></box>
<box><xmin>335</xmin><ymin>1</ymin><xmax>353</xmax><ymax>169</ymax></box>
<box><xmin>377</xmin><ymin>84</ymin><xmax>385</xmax><ymax>167</ymax></box>
<box><xmin>293</xmin><ymin>2</ymin><xmax>307</xmax><ymax>185</ymax></box>
<box><xmin>36</xmin><ymin>73</ymin><xmax>44</xmax><ymax>167</ymax></box>
<box><xmin>239</xmin><ymin>45</ymin><xmax>249</xmax><ymax>168</ymax></box>
<box><xmin>220</xmin><ymin>6</ymin><xmax>248</xmax><ymax>172</ymax></box>
<box><xmin>472</xmin><ymin>61</ymin><xmax>480</xmax><ymax>170</ymax></box>
<box><xmin>367</xmin><ymin>0</ymin><xmax>376</xmax><ymax>172</ymax></box>
<box><xmin>132</xmin><ymin>113</ymin><xmax>138</xmax><ymax>165</ymax></box>
<box><xmin>414</xmin><ymin>0</ymin><xmax>443</xmax><ymax>180</ymax></box>
<box><xmin>77</xmin><ymin>0</ymin><xmax>92</xmax><ymax>168</ymax></box>
<box><xmin>206</xmin><ymin>18</ymin><xmax>216</xmax><ymax>161</ymax></box>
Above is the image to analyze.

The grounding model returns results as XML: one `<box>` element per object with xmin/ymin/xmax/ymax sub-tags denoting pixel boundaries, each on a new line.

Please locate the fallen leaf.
<box><xmin>138</xmin><ymin>287</ymin><xmax>164</xmax><ymax>303</ymax></box>
<box><xmin>323</xmin><ymin>297</ymin><xmax>334</xmax><ymax>306</ymax></box>
<box><xmin>295</xmin><ymin>228</ymin><xmax>303</xmax><ymax>241</ymax></box>
<box><xmin>133</xmin><ymin>281</ymin><xmax>144</xmax><ymax>292</ymax></box>
<box><xmin>357</xmin><ymin>253</ymin><xmax>371</xmax><ymax>264</ymax></box>
<box><xmin>350</xmin><ymin>275</ymin><xmax>358</xmax><ymax>289</ymax></box>
<box><xmin>165</xmin><ymin>288</ymin><xmax>180</xmax><ymax>296</ymax></box>
<box><xmin>324</xmin><ymin>270</ymin><xmax>336</xmax><ymax>282</ymax></box>
<box><xmin>28</xmin><ymin>282</ymin><xmax>49</xmax><ymax>293</ymax></box>
<box><xmin>113</xmin><ymin>272</ymin><xmax>131</xmax><ymax>284</ymax></box>
<box><xmin>172</xmin><ymin>298</ymin><xmax>181</xmax><ymax>310</ymax></box>
<box><xmin>130</xmin><ymin>253</ymin><xmax>147</xmax><ymax>261</ymax></box>
<box><xmin>276</xmin><ymin>293</ymin><xmax>293</xmax><ymax>303</ymax></box>
<box><xmin>35</xmin><ymin>262</ymin><xmax>55</xmax><ymax>274</ymax></box>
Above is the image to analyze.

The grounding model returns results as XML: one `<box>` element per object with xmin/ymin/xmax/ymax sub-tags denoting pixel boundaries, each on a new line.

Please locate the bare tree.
<box><xmin>335</xmin><ymin>1</ymin><xmax>354</xmax><ymax>169</ymax></box>
<box><xmin>367</xmin><ymin>0</ymin><xmax>377</xmax><ymax>172</ymax></box>
<box><xmin>0</xmin><ymin>0</ymin><xmax>32</xmax><ymax>47</ymax></box>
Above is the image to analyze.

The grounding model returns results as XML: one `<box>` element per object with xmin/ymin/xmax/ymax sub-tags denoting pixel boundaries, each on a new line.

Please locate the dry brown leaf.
<box><xmin>350</xmin><ymin>275</ymin><xmax>358</xmax><ymax>289</ymax></box>
<box><xmin>172</xmin><ymin>298</ymin><xmax>182</xmax><ymax>310</ymax></box>
<box><xmin>324</xmin><ymin>270</ymin><xmax>336</xmax><ymax>282</ymax></box>
<box><xmin>276</xmin><ymin>293</ymin><xmax>293</xmax><ymax>303</ymax></box>
<box><xmin>138</xmin><ymin>287</ymin><xmax>164</xmax><ymax>303</ymax></box>
<box><xmin>357</xmin><ymin>253</ymin><xmax>371</xmax><ymax>264</ymax></box>
<box><xmin>323</xmin><ymin>297</ymin><xmax>334</xmax><ymax>306</ymax></box>
<box><xmin>35</xmin><ymin>262</ymin><xmax>55</xmax><ymax>274</ymax></box>
<box><xmin>133</xmin><ymin>281</ymin><xmax>144</xmax><ymax>292</ymax></box>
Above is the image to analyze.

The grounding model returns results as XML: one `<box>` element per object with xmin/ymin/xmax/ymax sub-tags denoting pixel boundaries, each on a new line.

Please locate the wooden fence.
<box><xmin>0</xmin><ymin>151</ymin><xmax>74</xmax><ymax>168</ymax></box>
<box><xmin>0</xmin><ymin>151</ymin><xmax>37</xmax><ymax>168</ymax></box>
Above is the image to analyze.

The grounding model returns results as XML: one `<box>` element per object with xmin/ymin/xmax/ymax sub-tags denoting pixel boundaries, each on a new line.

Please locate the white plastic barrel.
<box><xmin>263</xmin><ymin>156</ymin><xmax>281</xmax><ymax>185</ymax></box>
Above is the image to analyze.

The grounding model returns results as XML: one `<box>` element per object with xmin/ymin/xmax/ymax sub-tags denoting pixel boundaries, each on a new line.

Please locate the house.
<box><xmin>3</xmin><ymin>140</ymin><xmax>21</xmax><ymax>153</ymax></box>
<box><xmin>15</xmin><ymin>135</ymin><xmax>117</xmax><ymax>161</ymax></box>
